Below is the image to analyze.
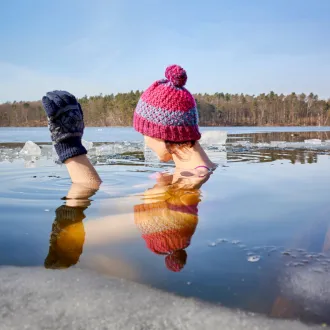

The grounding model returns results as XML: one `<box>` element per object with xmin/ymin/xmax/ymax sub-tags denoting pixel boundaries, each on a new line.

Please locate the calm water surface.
<box><xmin>1</xmin><ymin>127</ymin><xmax>330</xmax><ymax>325</ymax></box>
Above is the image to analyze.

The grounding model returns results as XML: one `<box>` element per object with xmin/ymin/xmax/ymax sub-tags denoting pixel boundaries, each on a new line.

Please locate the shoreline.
<box><xmin>0</xmin><ymin>266</ymin><xmax>323</xmax><ymax>330</ymax></box>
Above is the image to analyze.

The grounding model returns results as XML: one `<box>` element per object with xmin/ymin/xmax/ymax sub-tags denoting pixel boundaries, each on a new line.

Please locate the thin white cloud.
<box><xmin>0</xmin><ymin>62</ymin><xmax>106</xmax><ymax>102</ymax></box>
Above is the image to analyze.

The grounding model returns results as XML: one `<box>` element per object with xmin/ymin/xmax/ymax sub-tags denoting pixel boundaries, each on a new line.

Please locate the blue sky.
<box><xmin>1</xmin><ymin>0</ymin><xmax>330</xmax><ymax>102</ymax></box>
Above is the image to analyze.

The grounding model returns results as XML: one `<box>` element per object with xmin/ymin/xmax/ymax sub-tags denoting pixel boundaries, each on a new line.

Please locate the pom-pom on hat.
<box><xmin>133</xmin><ymin>65</ymin><xmax>201</xmax><ymax>142</ymax></box>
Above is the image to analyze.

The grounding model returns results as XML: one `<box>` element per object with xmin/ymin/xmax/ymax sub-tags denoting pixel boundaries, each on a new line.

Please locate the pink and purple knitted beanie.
<box><xmin>133</xmin><ymin>65</ymin><xmax>201</xmax><ymax>142</ymax></box>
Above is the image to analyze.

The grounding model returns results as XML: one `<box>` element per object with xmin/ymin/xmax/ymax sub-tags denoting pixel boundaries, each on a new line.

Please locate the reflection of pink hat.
<box><xmin>134</xmin><ymin>201</ymin><xmax>198</xmax><ymax>272</ymax></box>
<box><xmin>133</xmin><ymin>65</ymin><xmax>201</xmax><ymax>142</ymax></box>
<box><xmin>165</xmin><ymin>250</ymin><xmax>187</xmax><ymax>272</ymax></box>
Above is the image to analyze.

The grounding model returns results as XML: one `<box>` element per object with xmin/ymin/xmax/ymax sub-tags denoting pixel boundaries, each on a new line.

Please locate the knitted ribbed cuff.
<box><xmin>54</xmin><ymin>137</ymin><xmax>87</xmax><ymax>163</ymax></box>
<box><xmin>54</xmin><ymin>205</ymin><xmax>87</xmax><ymax>224</ymax></box>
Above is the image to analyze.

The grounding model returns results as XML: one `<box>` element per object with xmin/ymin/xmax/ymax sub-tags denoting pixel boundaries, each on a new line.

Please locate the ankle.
<box><xmin>172</xmin><ymin>142</ymin><xmax>215</xmax><ymax>170</ymax></box>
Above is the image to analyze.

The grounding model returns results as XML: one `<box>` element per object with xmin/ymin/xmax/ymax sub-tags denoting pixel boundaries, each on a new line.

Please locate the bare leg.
<box><xmin>65</xmin><ymin>155</ymin><xmax>101</xmax><ymax>188</ymax></box>
<box><xmin>45</xmin><ymin>182</ymin><xmax>138</xmax><ymax>279</ymax></box>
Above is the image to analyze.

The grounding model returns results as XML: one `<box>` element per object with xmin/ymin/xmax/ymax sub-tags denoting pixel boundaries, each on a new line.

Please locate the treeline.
<box><xmin>0</xmin><ymin>91</ymin><xmax>329</xmax><ymax>127</ymax></box>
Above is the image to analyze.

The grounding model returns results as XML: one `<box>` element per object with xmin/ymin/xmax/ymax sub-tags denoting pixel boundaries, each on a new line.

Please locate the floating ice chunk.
<box><xmin>256</xmin><ymin>142</ymin><xmax>271</xmax><ymax>148</ymax></box>
<box><xmin>0</xmin><ymin>147</ymin><xmax>20</xmax><ymax>162</ymax></box>
<box><xmin>291</xmin><ymin>262</ymin><xmax>304</xmax><ymax>267</ymax></box>
<box><xmin>247</xmin><ymin>255</ymin><xmax>261</xmax><ymax>263</ymax></box>
<box><xmin>19</xmin><ymin>141</ymin><xmax>41</xmax><ymax>156</ymax></box>
<box><xmin>200</xmin><ymin>131</ymin><xmax>227</xmax><ymax>145</ymax></box>
<box><xmin>39</xmin><ymin>145</ymin><xmax>53</xmax><ymax>158</ymax></box>
<box><xmin>234</xmin><ymin>140</ymin><xmax>250</xmax><ymax>146</ymax></box>
<box><xmin>82</xmin><ymin>139</ymin><xmax>94</xmax><ymax>151</ymax></box>
<box><xmin>231</xmin><ymin>139</ymin><xmax>330</xmax><ymax>151</ymax></box>
<box><xmin>216</xmin><ymin>238</ymin><xmax>228</xmax><ymax>244</ymax></box>
<box><xmin>304</xmin><ymin>139</ymin><xmax>322</xmax><ymax>145</ymax></box>
<box><xmin>312</xmin><ymin>268</ymin><xmax>325</xmax><ymax>273</ymax></box>
<box><xmin>96</xmin><ymin>145</ymin><xmax>109</xmax><ymax>156</ymax></box>
<box><xmin>94</xmin><ymin>142</ymin><xmax>142</xmax><ymax>157</ymax></box>
<box><xmin>24</xmin><ymin>158</ymin><xmax>37</xmax><ymax>168</ymax></box>
<box><xmin>270</xmin><ymin>141</ymin><xmax>286</xmax><ymax>147</ymax></box>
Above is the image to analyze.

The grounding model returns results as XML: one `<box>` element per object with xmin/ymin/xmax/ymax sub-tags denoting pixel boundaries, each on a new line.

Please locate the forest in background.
<box><xmin>0</xmin><ymin>91</ymin><xmax>329</xmax><ymax>127</ymax></box>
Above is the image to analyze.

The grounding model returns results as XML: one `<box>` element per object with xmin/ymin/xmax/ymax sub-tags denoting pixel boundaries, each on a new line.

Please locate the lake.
<box><xmin>1</xmin><ymin>126</ymin><xmax>330</xmax><ymax>325</ymax></box>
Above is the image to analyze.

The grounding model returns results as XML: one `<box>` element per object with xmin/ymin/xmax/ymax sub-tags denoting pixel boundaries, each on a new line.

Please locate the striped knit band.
<box><xmin>133</xmin><ymin>114</ymin><xmax>201</xmax><ymax>141</ymax></box>
<box><xmin>142</xmin><ymin>227</ymin><xmax>195</xmax><ymax>254</ymax></box>
<box><xmin>133</xmin><ymin>65</ymin><xmax>201</xmax><ymax>142</ymax></box>
<box><xmin>135</xmin><ymin>99</ymin><xmax>198</xmax><ymax>126</ymax></box>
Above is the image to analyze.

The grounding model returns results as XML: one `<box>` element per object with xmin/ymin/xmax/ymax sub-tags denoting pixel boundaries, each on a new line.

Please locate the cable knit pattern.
<box><xmin>42</xmin><ymin>90</ymin><xmax>87</xmax><ymax>163</ymax></box>
<box><xmin>133</xmin><ymin>65</ymin><xmax>201</xmax><ymax>142</ymax></box>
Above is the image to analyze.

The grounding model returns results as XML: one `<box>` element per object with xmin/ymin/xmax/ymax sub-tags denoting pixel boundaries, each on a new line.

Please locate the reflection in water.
<box><xmin>44</xmin><ymin>205</ymin><xmax>86</xmax><ymax>269</ymax></box>
<box><xmin>133</xmin><ymin>171</ymin><xmax>211</xmax><ymax>272</ymax></box>
<box><xmin>254</xmin><ymin>149</ymin><xmax>318</xmax><ymax>164</ymax></box>
<box><xmin>228</xmin><ymin>148</ymin><xmax>320</xmax><ymax>165</ymax></box>
<box><xmin>44</xmin><ymin>186</ymin><xmax>98</xmax><ymax>269</ymax></box>
<box><xmin>134</xmin><ymin>187</ymin><xmax>200</xmax><ymax>272</ymax></box>
<box><xmin>44</xmin><ymin>171</ymin><xmax>211</xmax><ymax>273</ymax></box>
<box><xmin>230</xmin><ymin>131</ymin><xmax>330</xmax><ymax>143</ymax></box>
<box><xmin>2</xmin><ymin>151</ymin><xmax>329</xmax><ymax>325</ymax></box>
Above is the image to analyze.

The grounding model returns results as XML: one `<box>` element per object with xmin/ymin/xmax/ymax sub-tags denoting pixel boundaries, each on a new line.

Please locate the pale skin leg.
<box><xmin>50</xmin><ymin>179</ymin><xmax>138</xmax><ymax>277</ymax></box>
<box><xmin>62</xmin><ymin>149</ymin><xmax>212</xmax><ymax>246</ymax></box>
<box><xmin>59</xmin><ymin>136</ymin><xmax>216</xmax><ymax>245</ymax></box>
<box><xmin>62</xmin><ymin>155</ymin><xmax>143</xmax><ymax>244</ymax></box>
<box><xmin>55</xmin><ymin>142</ymin><xmax>214</xmax><ymax>278</ymax></box>
<box><xmin>63</xmin><ymin>179</ymin><xmax>138</xmax><ymax>245</ymax></box>
<box><xmin>64</xmin><ymin>154</ymin><xmax>102</xmax><ymax>189</ymax></box>
<box><xmin>61</xmin><ymin>152</ymin><xmax>162</xmax><ymax>245</ymax></box>
<box><xmin>53</xmin><ymin>156</ymin><xmax>137</xmax><ymax>259</ymax></box>
<box><xmin>145</xmin><ymin>136</ymin><xmax>216</xmax><ymax>171</ymax></box>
